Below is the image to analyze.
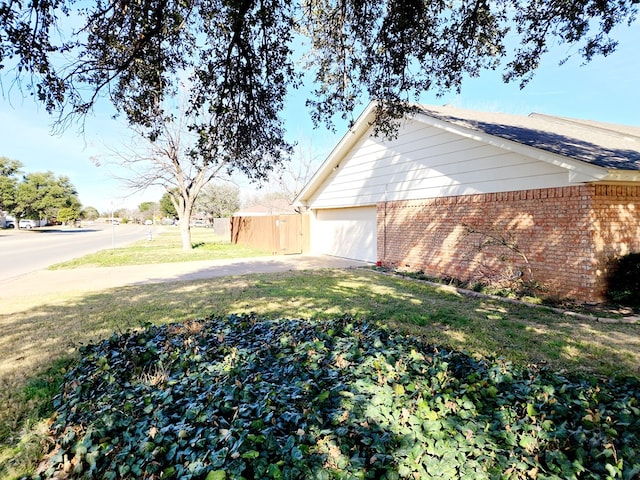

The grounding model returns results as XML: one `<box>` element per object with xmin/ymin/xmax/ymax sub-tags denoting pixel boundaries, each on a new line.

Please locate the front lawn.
<box><xmin>1</xmin><ymin>269</ymin><xmax>638</xmax><ymax>478</ymax></box>
<box><xmin>48</xmin><ymin>228</ymin><xmax>269</xmax><ymax>268</ymax></box>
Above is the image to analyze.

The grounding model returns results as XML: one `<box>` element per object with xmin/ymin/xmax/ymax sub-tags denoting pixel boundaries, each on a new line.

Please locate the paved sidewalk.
<box><xmin>0</xmin><ymin>255</ymin><xmax>372</xmax><ymax>299</ymax></box>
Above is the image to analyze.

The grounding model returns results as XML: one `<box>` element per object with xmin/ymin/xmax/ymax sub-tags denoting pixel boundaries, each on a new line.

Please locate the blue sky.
<box><xmin>1</xmin><ymin>21</ymin><xmax>638</xmax><ymax>214</ymax></box>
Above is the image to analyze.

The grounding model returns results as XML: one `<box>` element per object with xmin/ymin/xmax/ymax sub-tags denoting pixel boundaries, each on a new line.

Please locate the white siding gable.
<box><xmin>306</xmin><ymin>117</ymin><xmax>587</xmax><ymax>209</ymax></box>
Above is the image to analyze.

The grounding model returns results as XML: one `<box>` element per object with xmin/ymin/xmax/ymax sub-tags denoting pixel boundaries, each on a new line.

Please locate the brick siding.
<box><xmin>590</xmin><ymin>185</ymin><xmax>640</xmax><ymax>299</ymax></box>
<box><xmin>377</xmin><ymin>185</ymin><xmax>640</xmax><ymax>302</ymax></box>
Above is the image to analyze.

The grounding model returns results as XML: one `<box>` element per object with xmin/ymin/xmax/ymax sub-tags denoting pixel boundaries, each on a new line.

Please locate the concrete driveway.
<box><xmin>0</xmin><ymin>255</ymin><xmax>372</xmax><ymax>299</ymax></box>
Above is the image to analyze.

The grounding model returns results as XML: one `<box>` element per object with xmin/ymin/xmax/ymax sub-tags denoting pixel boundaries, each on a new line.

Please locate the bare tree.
<box><xmin>195</xmin><ymin>183</ymin><xmax>240</xmax><ymax>220</ymax></box>
<box><xmin>240</xmin><ymin>139</ymin><xmax>322</xmax><ymax>215</ymax></box>
<box><xmin>270</xmin><ymin>138</ymin><xmax>323</xmax><ymax>203</ymax></box>
<box><xmin>110</xmin><ymin>107</ymin><xmax>232</xmax><ymax>250</ymax></box>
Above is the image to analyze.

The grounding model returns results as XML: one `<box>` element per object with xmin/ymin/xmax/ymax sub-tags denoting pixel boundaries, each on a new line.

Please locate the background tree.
<box><xmin>111</xmin><ymin>104</ymin><xmax>241</xmax><ymax>250</ymax></box>
<box><xmin>113</xmin><ymin>208</ymin><xmax>131</xmax><ymax>221</ymax></box>
<box><xmin>101</xmin><ymin>207</ymin><xmax>130</xmax><ymax>220</ymax></box>
<box><xmin>138</xmin><ymin>201</ymin><xmax>159</xmax><ymax>223</ymax></box>
<box><xmin>268</xmin><ymin>139</ymin><xmax>323</xmax><ymax>203</ymax></box>
<box><xmin>0</xmin><ymin>157</ymin><xmax>22</xmax><ymax>214</ymax></box>
<box><xmin>13</xmin><ymin>172</ymin><xmax>81</xmax><ymax>225</ymax></box>
<box><xmin>80</xmin><ymin>206</ymin><xmax>100</xmax><ymax>221</ymax></box>
<box><xmin>159</xmin><ymin>192</ymin><xmax>178</xmax><ymax>219</ymax></box>
<box><xmin>57</xmin><ymin>206</ymin><xmax>80</xmax><ymax>225</ymax></box>
<box><xmin>242</xmin><ymin>190</ymin><xmax>294</xmax><ymax>215</ymax></box>
<box><xmin>195</xmin><ymin>183</ymin><xmax>240</xmax><ymax>220</ymax></box>
<box><xmin>1</xmin><ymin>0</ymin><xmax>636</xmax><ymax>153</ymax></box>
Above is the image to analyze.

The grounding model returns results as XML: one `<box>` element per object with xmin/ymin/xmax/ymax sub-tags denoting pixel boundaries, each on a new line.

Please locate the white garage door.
<box><xmin>313</xmin><ymin>207</ymin><xmax>377</xmax><ymax>262</ymax></box>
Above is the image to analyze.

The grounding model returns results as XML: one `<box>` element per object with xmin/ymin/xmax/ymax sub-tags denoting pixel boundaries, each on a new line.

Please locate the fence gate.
<box><xmin>231</xmin><ymin>214</ymin><xmax>308</xmax><ymax>255</ymax></box>
<box><xmin>277</xmin><ymin>215</ymin><xmax>301</xmax><ymax>254</ymax></box>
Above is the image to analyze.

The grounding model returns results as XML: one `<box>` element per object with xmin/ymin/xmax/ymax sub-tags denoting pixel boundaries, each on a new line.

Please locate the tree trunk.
<box><xmin>179</xmin><ymin>219</ymin><xmax>192</xmax><ymax>250</ymax></box>
<box><xmin>173</xmin><ymin>192</ymin><xmax>196</xmax><ymax>251</ymax></box>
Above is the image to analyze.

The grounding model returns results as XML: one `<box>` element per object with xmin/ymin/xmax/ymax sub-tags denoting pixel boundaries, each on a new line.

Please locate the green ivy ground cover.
<box><xmin>34</xmin><ymin>315</ymin><xmax>639</xmax><ymax>479</ymax></box>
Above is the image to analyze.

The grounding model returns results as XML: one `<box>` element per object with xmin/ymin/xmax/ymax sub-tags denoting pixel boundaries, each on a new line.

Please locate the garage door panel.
<box><xmin>314</xmin><ymin>207</ymin><xmax>377</xmax><ymax>262</ymax></box>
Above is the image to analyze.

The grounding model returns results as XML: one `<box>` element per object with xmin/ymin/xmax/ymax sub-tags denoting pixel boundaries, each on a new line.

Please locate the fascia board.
<box><xmin>293</xmin><ymin>102</ymin><xmax>378</xmax><ymax>207</ymax></box>
<box><xmin>411</xmin><ymin>112</ymin><xmax>609</xmax><ymax>183</ymax></box>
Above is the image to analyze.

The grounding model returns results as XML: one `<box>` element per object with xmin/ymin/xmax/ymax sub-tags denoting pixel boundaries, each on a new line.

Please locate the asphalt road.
<box><xmin>0</xmin><ymin>223</ymin><xmax>156</xmax><ymax>281</ymax></box>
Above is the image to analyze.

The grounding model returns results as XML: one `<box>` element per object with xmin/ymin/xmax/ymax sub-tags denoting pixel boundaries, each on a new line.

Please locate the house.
<box><xmin>294</xmin><ymin>102</ymin><xmax>640</xmax><ymax>302</ymax></box>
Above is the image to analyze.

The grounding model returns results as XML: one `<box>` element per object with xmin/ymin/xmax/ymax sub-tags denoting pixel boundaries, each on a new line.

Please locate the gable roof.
<box><xmin>295</xmin><ymin>102</ymin><xmax>640</xmax><ymax>206</ymax></box>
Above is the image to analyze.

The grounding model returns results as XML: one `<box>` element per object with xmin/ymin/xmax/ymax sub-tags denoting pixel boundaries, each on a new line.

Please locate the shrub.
<box><xmin>606</xmin><ymin>253</ymin><xmax>640</xmax><ymax>308</ymax></box>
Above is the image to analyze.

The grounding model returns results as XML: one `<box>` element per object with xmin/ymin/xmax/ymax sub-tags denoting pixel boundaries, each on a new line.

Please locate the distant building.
<box><xmin>235</xmin><ymin>197</ymin><xmax>296</xmax><ymax>217</ymax></box>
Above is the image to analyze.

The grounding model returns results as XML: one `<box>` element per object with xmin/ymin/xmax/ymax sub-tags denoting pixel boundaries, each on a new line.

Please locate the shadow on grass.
<box><xmin>1</xmin><ymin>270</ymin><xmax>639</xmax><ymax>393</ymax></box>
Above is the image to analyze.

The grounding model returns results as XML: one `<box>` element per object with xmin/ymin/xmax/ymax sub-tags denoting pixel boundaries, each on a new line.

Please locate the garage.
<box><xmin>312</xmin><ymin>206</ymin><xmax>377</xmax><ymax>262</ymax></box>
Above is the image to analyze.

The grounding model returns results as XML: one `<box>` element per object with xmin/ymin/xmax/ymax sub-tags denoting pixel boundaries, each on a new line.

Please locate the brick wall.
<box><xmin>589</xmin><ymin>185</ymin><xmax>640</xmax><ymax>299</ymax></box>
<box><xmin>377</xmin><ymin>185</ymin><xmax>640</xmax><ymax>302</ymax></box>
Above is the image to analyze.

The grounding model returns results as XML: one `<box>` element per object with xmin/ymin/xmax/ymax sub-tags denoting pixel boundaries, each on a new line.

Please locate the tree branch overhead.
<box><xmin>1</xmin><ymin>0</ymin><xmax>637</xmax><ymax>156</ymax></box>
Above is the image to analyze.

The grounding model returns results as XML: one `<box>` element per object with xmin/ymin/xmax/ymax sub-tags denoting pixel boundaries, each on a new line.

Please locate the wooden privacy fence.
<box><xmin>231</xmin><ymin>214</ymin><xmax>310</xmax><ymax>255</ymax></box>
